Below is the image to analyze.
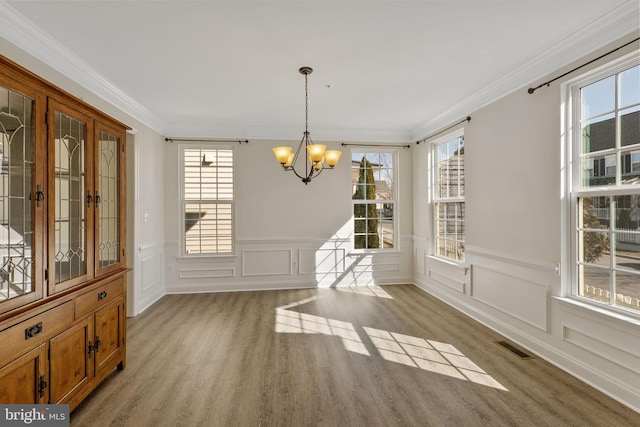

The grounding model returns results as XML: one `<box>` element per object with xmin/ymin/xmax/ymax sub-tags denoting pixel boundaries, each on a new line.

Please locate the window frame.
<box><xmin>431</xmin><ymin>129</ymin><xmax>465</xmax><ymax>264</ymax></box>
<box><xmin>179</xmin><ymin>143</ymin><xmax>235</xmax><ymax>257</ymax></box>
<box><xmin>566</xmin><ymin>51</ymin><xmax>640</xmax><ymax>317</ymax></box>
<box><xmin>350</xmin><ymin>148</ymin><xmax>399</xmax><ymax>253</ymax></box>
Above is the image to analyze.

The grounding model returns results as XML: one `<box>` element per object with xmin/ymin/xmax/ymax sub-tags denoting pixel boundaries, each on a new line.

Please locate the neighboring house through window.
<box><xmin>351</xmin><ymin>150</ymin><xmax>396</xmax><ymax>250</ymax></box>
<box><xmin>432</xmin><ymin>131</ymin><xmax>465</xmax><ymax>262</ymax></box>
<box><xmin>567</xmin><ymin>53</ymin><xmax>639</xmax><ymax>313</ymax></box>
<box><xmin>180</xmin><ymin>145</ymin><xmax>234</xmax><ymax>255</ymax></box>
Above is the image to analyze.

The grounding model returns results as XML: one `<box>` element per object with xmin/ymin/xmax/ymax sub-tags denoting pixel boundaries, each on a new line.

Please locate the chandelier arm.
<box><xmin>274</xmin><ymin>66</ymin><xmax>339</xmax><ymax>185</ymax></box>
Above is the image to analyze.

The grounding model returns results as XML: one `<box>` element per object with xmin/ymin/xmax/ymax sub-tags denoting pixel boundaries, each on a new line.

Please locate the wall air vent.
<box><xmin>497</xmin><ymin>341</ymin><xmax>532</xmax><ymax>359</ymax></box>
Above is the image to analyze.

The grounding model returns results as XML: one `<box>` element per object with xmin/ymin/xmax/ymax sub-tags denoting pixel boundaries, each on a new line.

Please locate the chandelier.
<box><xmin>272</xmin><ymin>67</ymin><xmax>342</xmax><ymax>184</ymax></box>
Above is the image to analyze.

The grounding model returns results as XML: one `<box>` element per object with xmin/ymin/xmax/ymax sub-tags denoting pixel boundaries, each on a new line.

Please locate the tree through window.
<box><xmin>351</xmin><ymin>151</ymin><xmax>396</xmax><ymax>250</ymax></box>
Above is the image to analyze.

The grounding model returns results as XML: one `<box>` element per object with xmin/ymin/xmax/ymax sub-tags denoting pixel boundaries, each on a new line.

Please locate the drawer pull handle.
<box><xmin>25</xmin><ymin>322</ymin><xmax>43</xmax><ymax>339</ymax></box>
<box><xmin>98</xmin><ymin>290</ymin><xmax>108</xmax><ymax>301</ymax></box>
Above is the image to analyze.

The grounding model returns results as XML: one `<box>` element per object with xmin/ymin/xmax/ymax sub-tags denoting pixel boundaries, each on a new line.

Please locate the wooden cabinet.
<box><xmin>0</xmin><ymin>345</ymin><xmax>48</xmax><ymax>404</ymax></box>
<box><xmin>0</xmin><ymin>55</ymin><xmax>127</xmax><ymax>411</ymax></box>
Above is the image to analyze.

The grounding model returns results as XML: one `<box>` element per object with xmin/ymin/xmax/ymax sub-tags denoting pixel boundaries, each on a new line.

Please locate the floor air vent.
<box><xmin>497</xmin><ymin>341</ymin><xmax>532</xmax><ymax>359</ymax></box>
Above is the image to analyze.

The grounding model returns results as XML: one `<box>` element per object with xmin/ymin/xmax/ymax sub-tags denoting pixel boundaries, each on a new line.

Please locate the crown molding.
<box><xmin>410</xmin><ymin>0</ymin><xmax>640</xmax><ymax>142</ymax></box>
<box><xmin>0</xmin><ymin>1</ymin><xmax>166</xmax><ymax>134</ymax></box>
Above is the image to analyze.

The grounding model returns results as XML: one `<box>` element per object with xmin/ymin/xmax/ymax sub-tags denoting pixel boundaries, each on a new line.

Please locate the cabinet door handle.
<box><xmin>95</xmin><ymin>192</ymin><xmax>101</xmax><ymax>205</ymax></box>
<box><xmin>87</xmin><ymin>191</ymin><xmax>93</xmax><ymax>207</ymax></box>
<box><xmin>25</xmin><ymin>322</ymin><xmax>43</xmax><ymax>339</ymax></box>
<box><xmin>98</xmin><ymin>290</ymin><xmax>108</xmax><ymax>301</ymax></box>
<box><xmin>39</xmin><ymin>375</ymin><xmax>48</xmax><ymax>398</ymax></box>
<box><xmin>35</xmin><ymin>185</ymin><xmax>45</xmax><ymax>207</ymax></box>
<box><xmin>95</xmin><ymin>336</ymin><xmax>101</xmax><ymax>352</ymax></box>
<box><xmin>88</xmin><ymin>341</ymin><xmax>94</xmax><ymax>357</ymax></box>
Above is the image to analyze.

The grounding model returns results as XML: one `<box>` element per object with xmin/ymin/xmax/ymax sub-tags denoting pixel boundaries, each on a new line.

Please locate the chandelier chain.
<box><xmin>304</xmin><ymin>72</ymin><xmax>309</xmax><ymax>134</ymax></box>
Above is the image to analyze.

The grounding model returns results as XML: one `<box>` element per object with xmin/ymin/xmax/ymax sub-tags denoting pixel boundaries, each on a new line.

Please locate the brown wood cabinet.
<box><xmin>0</xmin><ymin>55</ymin><xmax>127</xmax><ymax>411</ymax></box>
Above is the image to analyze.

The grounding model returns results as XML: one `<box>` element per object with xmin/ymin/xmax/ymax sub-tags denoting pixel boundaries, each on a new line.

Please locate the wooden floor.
<box><xmin>71</xmin><ymin>285</ymin><xmax>639</xmax><ymax>426</ymax></box>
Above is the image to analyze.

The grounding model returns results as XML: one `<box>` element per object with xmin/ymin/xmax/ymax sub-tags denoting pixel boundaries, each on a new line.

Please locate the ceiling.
<box><xmin>1</xmin><ymin>1</ymin><xmax>638</xmax><ymax>142</ymax></box>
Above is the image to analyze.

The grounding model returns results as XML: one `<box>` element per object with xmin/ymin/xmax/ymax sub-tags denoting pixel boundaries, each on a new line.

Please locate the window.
<box><xmin>181</xmin><ymin>146</ymin><xmax>233</xmax><ymax>255</ymax></box>
<box><xmin>432</xmin><ymin>131</ymin><xmax>465</xmax><ymax>262</ymax></box>
<box><xmin>569</xmin><ymin>55</ymin><xmax>639</xmax><ymax>314</ymax></box>
<box><xmin>351</xmin><ymin>150</ymin><xmax>396</xmax><ymax>250</ymax></box>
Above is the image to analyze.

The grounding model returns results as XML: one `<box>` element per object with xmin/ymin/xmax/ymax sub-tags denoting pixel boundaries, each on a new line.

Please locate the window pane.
<box><xmin>578</xmin><ymin>230</ymin><xmax>610</xmax><ymax>267</ymax></box>
<box><xmin>436</xmin><ymin>136</ymin><xmax>464</xmax><ymax>199</ymax></box>
<box><xmin>574</xmin><ymin>63</ymin><xmax>640</xmax><ymax>314</ymax></box>
<box><xmin>613</xmin><ymin>194</ymin><xmax>639</xmax><ymax>229</ymax></box>
<box><xmin>614</xmin><ymin>270</ymin><xmax>640</xmax><ymax>311</ymax></box>
<box><xmin>578</xmin><ymin>265</ymin><xmax>611</xmax><ymax>303</ymax></box>
<box><xmin>619</xmin><ymin>65</ymin><xmax>640</xmax><ymax>109</ymax></box>
<box><xmin>184</xmin><ymin>202</ymin><xmax>233</xmax><ymax>254</ymax></box>
<box><xmin>621</xmin><ymin>150</ymin><xmax>640</xmax><ymax>183</ymax></box>
<box><xmin>581</xmin><ymin>154</ymin><xmax>616</xmax><ymax>187</ymax></box>
<box><xmin>183</xmin><ymin>147</ymin><xmax>233</xmax><ymax>255</ymax></box>
<box><xmin>614</xmin><ymin>231</ymin><xmax>640</xmax><ymax>272</ymax></box>
<box><xmin>352</xmin><ymin>151</ymin><xmax>395</xmax><ymax>250</ymax></box>
<box><xmin>620</xmin><ymin>106</ymin><xmax>640</xmax><ymax>147</ymax></box>
<box><xmin>435</xmin><ymin>202</ymin><xmax>465</xmax><ymax>261</ymax></box>
<box><xmin>582</xmin><ymin>113</ymin><xmax>615</xmax><ymax>153</ymax></box>
<box><xmin>579</xmin><ymin>196</ymin><xmax>610</xmax><ymax>229</ymax></box>
<box><xmin>581</xmin><ymin>75</ymin><xmax>615</xmax><ymax>119</ymax></box>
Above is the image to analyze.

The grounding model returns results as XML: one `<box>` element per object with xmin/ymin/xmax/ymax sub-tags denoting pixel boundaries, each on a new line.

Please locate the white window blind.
<box><xmin>182</xmin><ymin>147</ymin><xmax>233</xmax><ymax>255</ymax></box>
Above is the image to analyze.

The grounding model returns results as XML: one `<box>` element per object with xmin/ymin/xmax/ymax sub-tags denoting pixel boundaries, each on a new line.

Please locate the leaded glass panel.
<box><xmin>0</xmin><ymin>86</ymin><xmax>34</xmax><ymax>301</ymax></box>
<box><xmin>98</xmin><ymin>130</ymin><xmax>119</xmax><ymax>269</ymax></box>
<box><xmin>54</xmin><ymin>111</ymin><xmax>86</xmax><ymax>283</ymax></box>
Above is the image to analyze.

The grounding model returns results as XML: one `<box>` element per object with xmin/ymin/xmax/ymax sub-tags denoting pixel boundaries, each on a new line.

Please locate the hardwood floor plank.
<box><xmin>70</xmin><ymin>285</ymin><xmax>639</xmax><ymax>426</ymax></box>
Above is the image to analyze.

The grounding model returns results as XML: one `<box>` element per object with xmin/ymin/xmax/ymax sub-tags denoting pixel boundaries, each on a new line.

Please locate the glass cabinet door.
<box><xmin>0</xmin><ymin>82</ymin><xmax>40</xmax><ymax>314</ymax></box>
<box><xmin>48</xmin><ymin>100</ymin><xmax>94</xmax><ymax>294</ymax></box>
<box><xmin>95</xmin><ymin>122</ymin><xmax>124</xmax><ymax>276</ymax></box>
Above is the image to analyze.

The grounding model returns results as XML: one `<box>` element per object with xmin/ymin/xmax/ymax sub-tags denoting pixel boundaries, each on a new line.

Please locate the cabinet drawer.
<box><xmin>75</xmin><ymin>277</ymin><xmax>124</xmax><ymax>319</ymax></box>
<box><xmin>0</xmin><ymin>301</ymin><xmax>74</xmax><ymax>367</ymax></box>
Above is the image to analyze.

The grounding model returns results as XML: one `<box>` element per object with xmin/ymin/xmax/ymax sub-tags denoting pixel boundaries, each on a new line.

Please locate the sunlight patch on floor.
<box><xmin>364</xmin><ymin>327</ymin><xmax>508</xmax><ymax>391</ymax></box>
<box><xmin>274</xmin><ymin>298</ymin><xmax>507</xmax><ymax>390</ymax></box>
<box><xmin>275</xmin><ymin>302</ymin><xmax>370</xmax><ymax>356</ymax></box>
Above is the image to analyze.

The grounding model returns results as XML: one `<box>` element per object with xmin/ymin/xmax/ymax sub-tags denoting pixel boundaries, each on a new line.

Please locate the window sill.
<box><xmin>348</xmin><ymin>249</ymin><xmax>402</xmax><ymax>256</ymax></box>
<box><xmin>553</xmin><ymin>296</ymin><xmax>640</xmax><ymax>327</ymax></box>
<box><xmin>175</xmin><ymin>253</ymin><xmax>238</xmax><ymax>262</ymax></box>
<box><xmin>426</xmin><ymin>255</ymin><xmax>469</xmax><ymax>272</ymax></box>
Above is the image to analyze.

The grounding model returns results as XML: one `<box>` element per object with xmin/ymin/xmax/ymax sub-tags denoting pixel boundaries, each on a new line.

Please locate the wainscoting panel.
<box><xmin>562</xmin><ymin>324</ymin><xmax>640</xmax><ymax>376</ymax></box>
<box><xmin>135</xmin><ymin>242</ymin><xmax>166</xmax><ymax>315</ymax></box>
<box><xmin>242</xmin><ymin>249</ymin><xmax>292</xmax><ymax>276</ymax></box>
<box><xmin>299</xmin><ymin>248</ymin><xmax>346</xmax><ymax>274</ymax></box>
<box><xmin>141</xmin><ymin>253</ymin><xmax>163</xmax><ymax>292</ymax></box>
<box><xmin>426</xmin><ymin>256</ymin><xmax>467</xmax><ymax>294</ymax></box>
<box><xmin>471</xmin><ymin>265</ymin><xmax>548</xmax><ymax>331</ymax></box>
<box><xmin>179</xmin><ymin>268</ymin><xmax>235</xmax><ymax>279</ymax></box>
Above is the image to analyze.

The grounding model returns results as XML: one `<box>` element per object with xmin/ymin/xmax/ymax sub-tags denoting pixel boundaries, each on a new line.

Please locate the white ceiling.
<box><xmin>1</xmin><ymin>1</ymin><xmax>638</xmax><ymax>142</ymax></box>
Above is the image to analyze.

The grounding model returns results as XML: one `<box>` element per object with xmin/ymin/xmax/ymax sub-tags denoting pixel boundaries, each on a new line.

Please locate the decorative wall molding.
<box><xmin>179</xmin><ymin>268</ymin><xmax>235</xmax><ymax>280</ymax></box>
<box><xmin>466</xmin><ymin>245</ymin><xmax>557</xmax><ymax>273</ymax></box>
<box><xmin>299</xmin><ymin>248</ymin><xmax>346</xmax><ymax>275</ymax></box>
<box><xmin>562</xmin><ymin>325</ymin><xmax>640</xmax><ymax>376</ymax></box>
<box><xmin>471</xmin><ymin>265</ymin><xmax>549</xmax><ymax>332</ymax></box>
<box><xmin>241</xmin><ymin>249</ymin><xmax>293</xmax><ymax>277</ymax></box>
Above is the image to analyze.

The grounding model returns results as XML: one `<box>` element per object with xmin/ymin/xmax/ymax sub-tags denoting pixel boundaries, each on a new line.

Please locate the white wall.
<box><xmin>413</xmin><ymin>35</ymin><xmax>640</xmax><ymax>411</ymax></box>
<box><xmin>129</xmin><ymin>126</ymin><xmax>166</xmax><ymax>316</ymax></box>
<box><xmin>163</xmin><ymin>139</ymin><xmax>414</xmax><ymax>293</ymax></box>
